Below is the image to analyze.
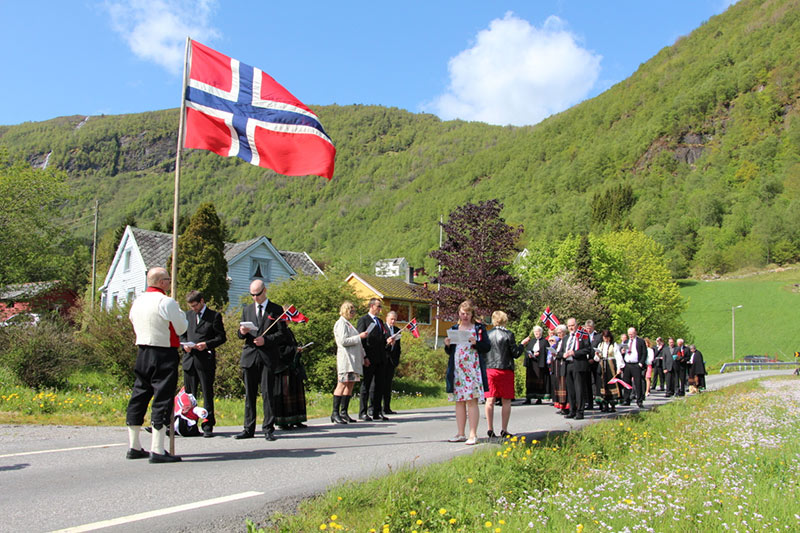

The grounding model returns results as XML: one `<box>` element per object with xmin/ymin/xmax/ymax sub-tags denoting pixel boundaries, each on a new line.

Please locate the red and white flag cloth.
<box><xmin>540</xmin><ymin>307</ymin><xmax>560</xmax><ymax>330</ymax></box>
<box><xmin>279</xmin><ymin>304</ymin><xmax>308</xmax><ymax>323</ymax></box>
<box><xmin>607</xmin><ymin>377</ymin><xmax>633</xmax><ymax>390</ymax></box>
<box><xmin>184</xmin><ymin>40</ymin><xmax>335</xmax><ymax>179</ymax></box>
<box><xmin>405</xmin><ymin>318</ymin><xmax>420</xmax><ymax>338</ymax></box>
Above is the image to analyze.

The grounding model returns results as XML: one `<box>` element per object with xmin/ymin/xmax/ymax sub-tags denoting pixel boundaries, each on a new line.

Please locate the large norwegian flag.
<box><xmin>184</xmin><ymin>40</ymin><xmax>335</xmax><ymax>179</ymax></box>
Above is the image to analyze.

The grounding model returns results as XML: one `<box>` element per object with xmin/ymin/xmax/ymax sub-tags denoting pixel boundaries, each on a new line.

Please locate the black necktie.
<box><xmin>257</xmin><ymin>304</ymin><xmax>263</xmax><ymax>322</ymax></box>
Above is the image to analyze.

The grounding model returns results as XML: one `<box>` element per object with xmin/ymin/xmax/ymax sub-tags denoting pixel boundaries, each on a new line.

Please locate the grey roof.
<box><xmin>375</xmin><ymin>257</ymin><xmax>406</xmax><ymax>266</ymax></box>
<box><xmin>130</xmin><ymin>228</ymin><xmax>322</xmax><ymax>277</ymax></box>
<box><xmin>0</xmin><ymin>280</ymin><xmax>63</xmax><ymax>301</ymax></box>
<box><xmin>279</xmin><ymin>251</ymin><xmax>324</xmax><ymax>277</ymax></box>
<box><xmin>130</xmin><ymin>227</ymin><xmax>173</xmax><ymax>269</ymax></box>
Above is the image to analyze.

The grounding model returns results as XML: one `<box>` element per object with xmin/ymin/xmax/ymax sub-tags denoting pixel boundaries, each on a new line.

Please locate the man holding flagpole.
<box><xmin>125</xmin><ymin>267</ymin><xmax>188</xmax><ymax>463</ymax></box>
<box><xmin>236</xmin><ymin>279</ymin><xmax>287</xmax><ymax>441</ymax></box>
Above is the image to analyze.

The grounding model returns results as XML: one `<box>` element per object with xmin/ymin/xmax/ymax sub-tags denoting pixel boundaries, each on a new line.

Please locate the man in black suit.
<box><xmin>650</xmin><ymin>337</ymin><xmax>666</xmax><ymax>392</ymax></box>
<box><xmin>663</xmin><ymin>337</ymin><xmax>678</xmax><ymax>396</ymax></box>
<box><xmin>674</xmin><ymin>338</ymin><xmax>690</xmax><ymax>396</ymax></box>
<box><xmin>357</xmin><ymin>298</ymin><xmax>393</xmax><ymax>421</ymax></box>
<box><xmin>584</xmin><ymin>319</ymin><xmax>601</xmax><ymax>411</ymax></box>
<box><xmin>621</xmin><ymin>327</ymin><xmax>648</xmax><ymax>407</ymax></box>
<box><xmin>235</xmin><ymin>279</ymin><xmax>287</xmax><ymax>441</ymax></box>
<box><xmin>381</xmin><ymin>310</ymin><xmax>402</xmax><ymax>415</ymax></box>
<box><xmin>180</xmin><ymin>290</ymin><xmax>226</xmax><ymax>438</ymax></box>
<box><xmin>564</xmin><ymin>317</ymin><xmax>592</xmax><ymax>420</ymax></box>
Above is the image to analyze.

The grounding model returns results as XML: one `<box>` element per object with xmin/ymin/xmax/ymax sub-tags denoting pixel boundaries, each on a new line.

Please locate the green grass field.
<box><xmin>679</xmin><ymin>267</ymin><xmax>800</xmax><ymax>371</ymax></box>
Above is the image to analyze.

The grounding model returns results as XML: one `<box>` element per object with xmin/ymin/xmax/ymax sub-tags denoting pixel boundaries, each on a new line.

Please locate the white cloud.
<box><xmin>427</xmin><ymin>13</ymin><xmax>602</xmax><ymax>126</ymax></box>
<box><xmin>104</xmin><ymin>0</ymin><xmax>220</xmax><ymax>74</ymax></box>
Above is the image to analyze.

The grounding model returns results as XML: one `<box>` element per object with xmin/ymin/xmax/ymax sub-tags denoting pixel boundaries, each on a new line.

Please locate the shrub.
<box><xmin>213</xmin><ymin>311</ymin><xmax>246</xmax><ymax>398</ymax></box>
<box><xmin>395</xmin><ymin>334</ymin><xmax>447</xmax><ymax>384</ymax></box>
<box><xmin>74</xmin><ymin>299</ymin><xmax>137</xmax><ymax>386</ymax></box>
<box><xmin>0</xmin><ymin>314</ymin><xmax>83</xmax><ymax>389</ymax></box>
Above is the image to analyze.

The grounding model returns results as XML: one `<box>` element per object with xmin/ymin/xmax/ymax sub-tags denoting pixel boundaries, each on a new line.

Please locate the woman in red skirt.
<box><xmin>485</xmin><ymin>311</ymin><xmax>529</xmax><ymax>439</ymax></box>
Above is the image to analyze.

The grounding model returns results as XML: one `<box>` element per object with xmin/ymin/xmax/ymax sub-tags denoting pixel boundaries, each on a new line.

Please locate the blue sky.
<box><xmin>1</xmin><ymin>1</ymin><xmax>737</xmax><ymax>127</ymax></box>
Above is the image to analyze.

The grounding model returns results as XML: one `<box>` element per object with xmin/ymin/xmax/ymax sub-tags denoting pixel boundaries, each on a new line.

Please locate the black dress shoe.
<box><xmin>384</xmin><ymin>409</ymin><xmax>398</xmax><ymax>415</ymax></box>
<box><xmin>149</xmin><ymin>451</ymin><xmax>182</xmax><ymax>463</ymax></box>
<box><xmin>535</xmin><ymin>399</ymin><xmax>542</xmax><ymax>405</ymax></box>
<box><xmin>565</xmin><ymin>413</ymin><xmax>575</xmax><ymax>419</ymax></box>
<box><xmin>522</xmin><ymin>399</ymin><xmax>532</xmax><ymax>405</ymax></box>
<box><xmin>358</xmin><ymin>414</ymin><xmax>373</xmax><ymax>421</ymax></box>
<box><xmin>265</xmin><ymin>431</ymin><xmax>277</xmax><ymax>441</ymax></box>
<box><xmin>375</xmin><ymin>414</ymin><xmax>389</xmax><ymax>421</ymax></box>
<box><xmin>234</xmin><ymin>430</ymin><xmax>254</xmax><ymax>439</ymax></box>
<box><xmin>637</xmin><ymin>402</ymin><xmax>643</xmax><ymax>408</ymax></box>
<box><xmin>294</xmin><ymin>422</ymin><xmax>308</xmax><ymax>428</ymax></box>
<box><xmin>575</xmin><ymin>413</ymin><xmax>584</xmax><ymax>420</ymax></box>
<box><xmin>559</xmin><ymin>409</ymin><xmax>569</xmax><ymax>415</ymax></box>
<box><xmin>203</xmin><ymin>428</ymin><xmax>213</xmax><ymax>438</ymax></box>
<box><xmin>126</xmin><ymin>448</ymin><xmax>149</xmax><ymax>459</ymax></box>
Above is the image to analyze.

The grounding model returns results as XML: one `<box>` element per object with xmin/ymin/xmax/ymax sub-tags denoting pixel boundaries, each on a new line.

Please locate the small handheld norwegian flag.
<box><xmin>281</xmin><ymin>305</ymin><xmax>308</xmax><ymax>323</ymax></box>
<box><xmin>575</xmin><ymin>327</ymin><xmax>590</xmax><ymax>344</ymax></box>
<box><xmin>540</xmin><ymin>307</ymin><xmax>560</xmax><ymax>330</ymax></box>
<box><xmin>404</xmin><ymin>318</ymin><xmax>420</xmax><ymax>338</ymax></box>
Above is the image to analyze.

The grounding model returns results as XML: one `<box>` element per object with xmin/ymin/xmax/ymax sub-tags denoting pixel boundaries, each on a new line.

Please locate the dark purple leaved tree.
<box><xmin>421</xmin><ymin>199</ymin><xmax>523</xmax><ymax>322</ymax></box>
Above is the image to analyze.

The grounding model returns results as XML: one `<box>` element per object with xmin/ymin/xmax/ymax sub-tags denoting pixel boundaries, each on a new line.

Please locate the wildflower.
<box><xmin>439</xmin><ymin>508</ymin><xmax>447</xmax><ymax>515</ymax></box>
<box><xmin>467</xmin><ymin>478</ymin><xmax>474</xmax><ymax>484</ymax></box>
<box><xmin>449</xmin><ymin>518</ymin><xmax>457</xmax><ymax>524</ymax></box>
<box><xmin>577</xmin><ymin>525</ymin><xmax>584</xmax><ymax>532</ymax></box>
<box><xmin>330</xmin><ymin>515</ymin><xmax>337</xmax><ymax>521</ymax></box>
<box><xmin>485</xmin><ymin>521</ymin><xmax>492</xmax><ymax>527</ymax></box>
<box><xmin>409</xmin><ymin>511</ymin><xmax>417</xmax><ymax>516</ymax></box>
<box><xmin>319</xmin><ymin>525</ymin><xmax>327</xmax><ymax>530</ymax></box>
<box><xmin>416</xmin><ymin>519</ymin><xmax>423</xmax><ymax>525</ymax></box>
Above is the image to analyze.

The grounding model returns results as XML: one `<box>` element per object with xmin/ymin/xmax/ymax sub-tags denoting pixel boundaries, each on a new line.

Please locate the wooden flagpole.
<box><xmin>168</xmin><ymin>36</ymin><xmax>191</xmax><ymax>455</ymax></box>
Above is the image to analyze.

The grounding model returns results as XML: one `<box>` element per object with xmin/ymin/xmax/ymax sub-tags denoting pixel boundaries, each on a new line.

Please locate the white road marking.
<box><xmin>49</xmin><ymin>491</ymin><xmax>264</xmax><ymax>532</ymax></box>
<box><xmin>0</xmin><ymin>443</ymin><xmax>125</xmax><ymax>458</ymax></box>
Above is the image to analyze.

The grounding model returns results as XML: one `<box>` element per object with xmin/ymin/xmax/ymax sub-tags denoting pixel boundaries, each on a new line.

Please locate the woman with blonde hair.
<box><xmin>331</xmin><ymin>301</ymin><xmax>368</xmax><ymax>424</ymax></box>
<box><xmin>485</xmin><ymin>310</ymin><xmax>529</xmax><ymax>438</ymax></box>
<box><xmin>444</xmin><ymin>300</ymin><xmax>490</xmax><ymax>445</ymax></box>
<box><xmin>644</xmin><ymin>337</ymin><xmax>655</xmax><ymax>396</ymax></box>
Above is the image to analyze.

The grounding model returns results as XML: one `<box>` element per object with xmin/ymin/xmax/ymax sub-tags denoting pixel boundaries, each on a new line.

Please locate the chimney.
<box><xmin>405</xmin><ymin>266</ymin><xmax>414</xmax><ymax>284</ymax></box>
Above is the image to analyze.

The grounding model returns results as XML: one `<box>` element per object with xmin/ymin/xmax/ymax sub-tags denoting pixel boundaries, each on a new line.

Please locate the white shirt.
<box><xmin>129</xmin><ymin>290</ymin><xmax>188</xmax><ymax>347</ymax></box>
<box><xmin>625</xmin><ymin>337</ymin><xmax>640</xmax><ymax>364</ymax></box>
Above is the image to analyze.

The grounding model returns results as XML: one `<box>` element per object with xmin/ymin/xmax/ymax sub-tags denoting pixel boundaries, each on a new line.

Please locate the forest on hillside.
<box><xmin>1</xmin><ymin>0</ymin><xmax>799</xmax><ymax>285</ymax></box>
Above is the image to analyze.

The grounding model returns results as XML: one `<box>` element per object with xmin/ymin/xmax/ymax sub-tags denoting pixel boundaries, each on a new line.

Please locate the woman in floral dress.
<box><xmin>444</xmin><ymin>300</ymin><xmax>490</xmax><ymax>445</ymax></box>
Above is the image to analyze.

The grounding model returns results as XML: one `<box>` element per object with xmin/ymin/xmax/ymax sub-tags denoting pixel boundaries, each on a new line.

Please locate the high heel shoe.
<box><xmin>331</xmin><ymin>412</ymin><xmax>347</xmax><ymax>424</ymax></box>
<box><xmin>487</xmin><ymin>429</ymin><xmax>497</xmax><ymax>439</ymax></box>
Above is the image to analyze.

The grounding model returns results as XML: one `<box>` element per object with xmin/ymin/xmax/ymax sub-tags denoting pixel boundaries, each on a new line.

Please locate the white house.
<box><xmin>99</xmin><ymin>226</ymin><xmax>323</xmax><ymax>310</ymax></box>
<box><xmin>374</xmin><ymin>257</ymin><xmax>409</xmax><ymax>278</ymax></box>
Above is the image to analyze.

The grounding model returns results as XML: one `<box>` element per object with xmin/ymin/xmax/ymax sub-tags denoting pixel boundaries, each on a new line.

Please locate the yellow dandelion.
<box><xmin>467</xmin><ymin>478</ymin><xmax>473</xmax><ymax>484</ymax></box>
<box><xmin>485</xmin><ymin>521</ymin><xmax>492</xmax><ymax>527</ymax></box>
<box><xmin>439</xmin><ymin>508</ymin><xmax>447</xmax><ymax>515</ymax></box>
<box><xmin>577</xmin><ymin>525</ymin><xmax>584</xmax><ymax>533</ymax></box>
<box><xmin>416</xmin><ymin>519</ymin><xmax>423</xmax><ymax>525</ymax></box>
<box><xmin>409</xmin><ymin>511</ymin><xmax>417</xmax><ymax>516</ymax></box>
<box><xmin>449</xmin><ymin>518</ymin><xmax>456</xmax><ymax>524</ymax></box>
<box><xmin>499</xmin><ymin>520</ymin><xmax>505</xmax><ymax>525</ymax></box>
<box><xmin>330</xmin><ymin>515</ymin><xmax>337</xmax><ymax>521</ymax></box>
<box><xmin>319</xmin><ymin>525</ymin><xmax>327</xmax><ymax>530</ymax></box>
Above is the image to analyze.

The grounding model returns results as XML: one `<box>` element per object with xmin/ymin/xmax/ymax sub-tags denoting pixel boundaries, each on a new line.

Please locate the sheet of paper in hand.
<box><xmin>240</xmin><ymin>321</ymin><xmax>257</xmax><ymax>331</ymax></box>
<box><xmin>180</xmin><ymin>342</ymin><xmax>196</xmax><ymax>348</ymax></box>
<box><xmin>448</xmin><ymin>329</ymin><xmax>474</xmax><ymax>344</ymax></box>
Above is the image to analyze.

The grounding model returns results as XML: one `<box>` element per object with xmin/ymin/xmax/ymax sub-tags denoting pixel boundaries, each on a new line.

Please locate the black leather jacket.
<box><xmin>486</xmin><ymin>327</ymin><xmax>523</xmax><ymax>370</ymax></box>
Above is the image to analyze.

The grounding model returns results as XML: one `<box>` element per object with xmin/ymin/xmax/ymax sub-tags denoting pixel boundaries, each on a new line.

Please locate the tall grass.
<box><xmin>260</xmin><ymin>377</ymin><xmax>800</xmax><ymax>532</ymax></box>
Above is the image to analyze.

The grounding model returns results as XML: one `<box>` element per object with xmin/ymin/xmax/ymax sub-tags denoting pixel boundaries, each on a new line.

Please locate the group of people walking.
<box><xmin>522</xmin><ymin>320</ymin><xmax>707</xmax><ymax>417</ymax></box>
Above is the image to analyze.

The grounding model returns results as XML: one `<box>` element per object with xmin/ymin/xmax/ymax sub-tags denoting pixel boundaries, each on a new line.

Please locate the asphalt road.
<box><xmin>0</xmin><ymin>370</ymin><xmax>790</xmax><ymax>533</ymax></box>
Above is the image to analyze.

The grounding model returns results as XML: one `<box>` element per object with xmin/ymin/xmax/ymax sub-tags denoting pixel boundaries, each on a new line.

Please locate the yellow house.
<box><xmin>345</xmin><ymin>272</ymin><xmax>455</xmax><ymax>342</ymax></box>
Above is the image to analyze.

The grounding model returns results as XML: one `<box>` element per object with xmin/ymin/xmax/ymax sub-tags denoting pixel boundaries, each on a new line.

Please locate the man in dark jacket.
<box><xmin>650</xmin><ymin>337</ymin><xmax>666</xmax><ymax>392</ymax></box>
<box><xmin>357</xmin><ymin>298</ymin><xmax>393</xmax><ymax>421</ymax></box>
<box><xmin>564</xmin><ymin>317</ymin><xmax>592</xmax><ymax>419</ymax></box>
<box><xmin>235</xmin><ymin>279</ymin><xmax>287</xmax><ymax>441</ymax></box>
<box><xmin>180</xmin><ymin>290</ymin><xmax>226</xmax><ymax>438</ymax></box>
<box><xmin>621</xmin><ymin>327</ymin><xmax>648</xmax><ymax>407</ymax></box>
<box><xmin>663</xmin><ymin>337</ymin><xmax>678</xmax><ymax>396</ymax></box>
<box><xmin>381</xmin><ymin>310</ymin><xmax>402</xmax><ymax>415</ymax></box>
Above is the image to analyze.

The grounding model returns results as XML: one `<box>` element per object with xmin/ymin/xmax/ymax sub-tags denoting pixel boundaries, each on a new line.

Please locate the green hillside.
<box><xmin>1</xmin><ymin>0</ymin><xmax>800</xmax><ymax>279</ymax></box>
<box><xmin>680</xmin><ymin>267</ymin><xmax>800</xmax><ymax>369</ymax></box>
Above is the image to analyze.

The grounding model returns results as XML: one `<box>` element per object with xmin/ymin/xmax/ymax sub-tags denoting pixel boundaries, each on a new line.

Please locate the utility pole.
<box><xmin>434</xmin><ymin>215</ymin><xmax>443</xmax><ymax>350</ymax></box>
<box><xmin>90</xmin><ymin>200</ymin><xmax>99</xmax><ymax>311</ymax></box>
